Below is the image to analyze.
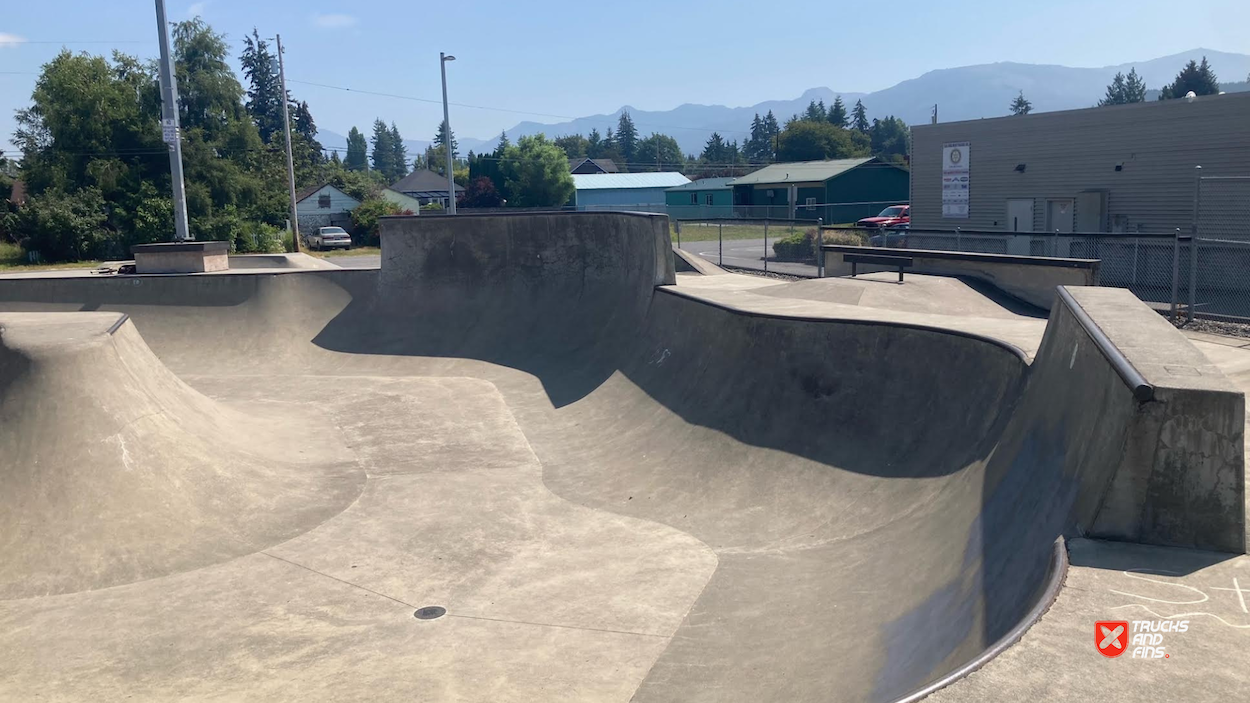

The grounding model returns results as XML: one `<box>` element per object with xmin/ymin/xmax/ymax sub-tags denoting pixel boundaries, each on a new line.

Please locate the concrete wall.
<box><xmin>911</xmin><ymin>91</ymin><xmax>1250</xmax><ymax>233</ymax></box>
<box><xmin>822</xmin><ymin>245</ymin><xmax>1098</xmax><ymax>310</ymax></box>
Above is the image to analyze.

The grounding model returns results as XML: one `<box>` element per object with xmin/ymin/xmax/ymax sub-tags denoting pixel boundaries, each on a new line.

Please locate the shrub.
<box><xmin>351</xmin><ymin>197</ymin><xmax>403</xmax><ymax>247</ymax></box>
<box><xmin>9</xmin><ymin>187</ymin><xmax>110</xmax><ymax>261</ymax></box>
<box><xmin>772</xmin><ymin>227</ymin><xmax>867</xmax><ymax>260</ymax></box>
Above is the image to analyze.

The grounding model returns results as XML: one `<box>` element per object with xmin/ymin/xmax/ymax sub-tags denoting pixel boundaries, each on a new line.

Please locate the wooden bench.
<box><xmin>843</xmin><ymin>252</ymin><xmax>914</xmax><ymax>283</ymax></box>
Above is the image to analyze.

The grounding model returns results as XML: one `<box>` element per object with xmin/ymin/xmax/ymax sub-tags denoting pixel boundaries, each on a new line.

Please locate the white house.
<box><xmin>295</xmin><ymin>183</ymin><xmax>361</xmax><ymax>230</ymax></box>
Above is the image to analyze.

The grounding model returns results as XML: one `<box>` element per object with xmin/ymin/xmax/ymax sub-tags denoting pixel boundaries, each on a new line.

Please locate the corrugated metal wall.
<box><xmin>575</xmin><ymin>187</ymin><xmax>669</xmax><ymax>209</ymax></box>
<box><xmin>911</xmin><ymin>92</ymin><xmax>1250</xmax><ymax>233</ymax></box>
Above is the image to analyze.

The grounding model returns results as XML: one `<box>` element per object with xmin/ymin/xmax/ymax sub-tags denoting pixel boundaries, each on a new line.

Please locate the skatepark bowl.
<box><xmin>0</xmin><ymin>212</ymin><xmax>1244</xmax><ymax>702</ymax></box>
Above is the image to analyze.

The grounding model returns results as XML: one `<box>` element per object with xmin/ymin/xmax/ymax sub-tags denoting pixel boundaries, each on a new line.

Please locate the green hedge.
<box><xmin>771</xmin><ymin>228</ymin><xmax>867</xmax><ymax>261</ymax></box>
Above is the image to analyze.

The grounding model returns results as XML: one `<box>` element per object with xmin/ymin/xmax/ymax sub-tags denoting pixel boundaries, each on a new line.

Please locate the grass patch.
<box><xmin>0</xmin><ymin>240</ymin><xmax>104</xmax><ymax>272</ymax></box>
<box><xmin>671</xmin><ymin>221</ymin><xmax>858</xmax><ymax>243</ymax></box>
<box><xmin>306</xmin><ymin>246</ymin><xmax>381</xmax><ymax>258</ymax></box>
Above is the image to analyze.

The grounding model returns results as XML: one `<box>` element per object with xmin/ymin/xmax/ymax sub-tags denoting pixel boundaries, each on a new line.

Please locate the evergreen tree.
<box><xmin>851</xmin><ymin>99</ymin><xmax>869</xmax><ymax>132</ymax></box>
<box><xmin>616</xmin><ymin>111</ymin><xmax>638</xmax><ymax>165</ymax></box>
<box><xmin>803</xmin><ymin>100</ymin><xmax>826</xmax><ymax>122</ymax></box>
<box><xmin>345</xmin><ymin>126</ymin><xmax>368</xmax><ymax>171</ymax></box>
<box><xmin>586</xmin><ymin>128</ymin><xmax>602</xmax><ymax>158</ymax></box>
<box><xmin>291</xmin><ymin>100</ymin><xmax>323</xmax><ymax>163</ymax></box>
<box><xmin>330</xmin><ymin>151</ymin><xmax>342</xmax><ymax>167</ymax></box>
<box><xmin>1009</xmin><ymin>91</ymin><xmax>1033</xmax><ymax>115</ymax></box>
<box><xmin>1100</xmin><ymin>72</ymin><xmax>1128</xmax><ymax>106</ymax></box>
<box><xmin>1123</xmin><ymin>68</ymin><xmax>1147</xmax><ymax>103</ymax></box>
<box><xmin>1159</xmin><ymin>57</ymin><xmax>1220</xmax><ymax>99</ymax></box>
<box><xmin>434</xmin><ymin>119</ymin><xmax>458</xmax><ymax>159</ymax></box>
<box><xmin>763</xmin><ymin>111</ymin><xmax>781</xmax><ymax>161</ymax></box>
<box><xmin>496</xmin><ymin>129</ymin><xmax>510</xmax><ymax>155</ymax></box>
<box><xmin>701</xmin><ymin>132</ymin><xmax>729</xmax><ymax>163</ymax></box>
<box><xmin>745</xmin><ymin>113</ymin><xmax>769</xmax><ymax>163</ymax></box>
<box><xmin>828</xmin><ymin>96</ymin><xmax>848</xmax><ymax>128</ymax></box>
<box><xmin>238</xmin><ymin>28</ymin><xmax>284</xmax><ymax>143</ymax></box>
<box><xmin>389</xmin><ymin>122</ymin><xmax>407</xmax><ymax>179</ymax></box>
<box><xmin>371</xmin><ymin>119</ymin><xmax>396</xmax><ymax>180</ymax></box>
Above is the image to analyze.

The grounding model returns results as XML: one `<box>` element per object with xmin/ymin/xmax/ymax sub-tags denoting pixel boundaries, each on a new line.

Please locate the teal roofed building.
<box><xmin>730</xmin><ymin>157</ymin><xmax>909</xmax><ymax>223</ymax></box>
<box><xmin>665</xmin><ymin>177</ymin><xmax>736</xmax><ymax>220</ymax></box>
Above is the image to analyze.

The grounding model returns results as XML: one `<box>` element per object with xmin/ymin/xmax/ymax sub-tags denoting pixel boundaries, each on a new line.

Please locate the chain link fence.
<box><xmin>1190</xmin><ymin>176</ymin><xmax>1250</xmax><ymax>321</ymax></box>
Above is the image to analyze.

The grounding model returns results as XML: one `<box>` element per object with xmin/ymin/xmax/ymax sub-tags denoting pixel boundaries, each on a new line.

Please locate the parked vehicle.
<box><xmin>856</xmin><ymin>205</ymin><xmax>910</xmax><ymax>228</ymax></box>
<box><xmin>306</xmin><ymin>226</ymin><xmax>352</xmax><ymax>251</ymax></box>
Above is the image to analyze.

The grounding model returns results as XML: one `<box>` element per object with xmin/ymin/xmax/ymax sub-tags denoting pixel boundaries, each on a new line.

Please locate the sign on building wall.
<box><xmin>942</xmin><ymin>142</ymin><xmax>970</xmax><ymax>218</ymax></box>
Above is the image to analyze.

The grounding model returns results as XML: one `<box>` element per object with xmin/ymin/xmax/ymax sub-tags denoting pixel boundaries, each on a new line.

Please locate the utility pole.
<box><xmin>276</xmin><ymin>34</ymin><xmax>301</xmax><ymax>251</ymax></box>
<box><xmin>440</xmin><ymin>52</ymin><xmax>457</xmax><ymax>214</ymax></box>
<box><xmin>154</xmin><ymin>0</ymin><xmax>190</xmax><ymax>241</ymax></box>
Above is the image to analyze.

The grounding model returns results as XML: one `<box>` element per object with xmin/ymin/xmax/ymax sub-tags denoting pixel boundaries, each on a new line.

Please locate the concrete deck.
<box><xmin>0</xmin><ymin>213</ymin><xmax>1246</xmax><ymax>702</ymax></box>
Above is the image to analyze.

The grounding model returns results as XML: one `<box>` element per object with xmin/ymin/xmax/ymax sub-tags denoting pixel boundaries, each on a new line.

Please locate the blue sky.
<box><xmin>2</xmin><ymin>0</ymin><xmax>1248</xmax><ymax>154</ymax></box>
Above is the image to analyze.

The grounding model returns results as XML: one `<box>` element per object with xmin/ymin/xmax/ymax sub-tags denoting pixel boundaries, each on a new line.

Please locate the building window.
<box><xmin>318</xmin><ymin>193</ymin><xmax>331</xmax><ymax>209</ymax></box>
<box><xmin>690</xmin><ymin>193</ymin><xmax>698</xmax><ymax>205</ymax></box>
<box><xmin>805</xmin><ymin>197</ymin><xmax>816</xmax><ymax>210</ymax></box>
<box><xmin>706</xmin><ymin>194</ymin><xmax>714</xmax><ymax>207</ymax></box>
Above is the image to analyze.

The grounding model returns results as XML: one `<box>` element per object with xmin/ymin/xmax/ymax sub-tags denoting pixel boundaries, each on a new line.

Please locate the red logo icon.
<box><xmin>1096</xmin><ymin>621</ymin><xmax>1130</xmax><ymax>657</ymax></box>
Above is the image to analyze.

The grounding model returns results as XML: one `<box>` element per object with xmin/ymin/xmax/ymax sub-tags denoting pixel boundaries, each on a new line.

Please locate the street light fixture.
<box><xmin>440</xmin><ymin>52</ymin><xmax>457</xmax><ymax>214</ymax></box>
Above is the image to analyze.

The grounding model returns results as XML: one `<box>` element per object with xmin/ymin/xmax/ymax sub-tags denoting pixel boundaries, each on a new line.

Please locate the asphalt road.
<box><xmin>681</xmin><ymin>237</ymin><xmax>818</xmax><ymax>277</ymax></box>
<box><xmin>327</xmin><ymin>254</ymin><xmax>382</xmax><ymax>269</ymax></box>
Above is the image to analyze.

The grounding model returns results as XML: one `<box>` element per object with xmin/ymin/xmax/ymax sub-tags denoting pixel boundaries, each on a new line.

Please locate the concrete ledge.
<box><xmin>821</xmin><ymin>245</ymin><xmax>1098</xmax><ymax>310</ymax></box>
<box><xmin>131</xmin><ymin>241</ymin><xmax>229</xmax><ymax>274</ymax></box>
<box><xmin>1060</xmin><ymin>287</ymin><xmax>1247</xmax><ymax>552</ymax></box>
<box><xmin>673</xmin><ymin>247</ymin><xmax>728</xmax><ymax>275</ymax></box>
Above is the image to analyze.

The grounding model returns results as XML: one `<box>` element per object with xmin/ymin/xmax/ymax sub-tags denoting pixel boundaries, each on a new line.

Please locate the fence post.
<box><xmin>718</xmin><ymin>222</ymin><xmax>723</xmax><ymax>267</ymax></box>
<box><xmin>1171</xmin><ymin>228</ymin><xmax>1181</xmax><ymax>322</ymax></box>
<box><xmin>816</xmin><ymin>218</ymin><xmax>824</xmax><ymax>277</ymax></box>
<box><xmin>956</xmin><ymin>226</ymin><xmax>961</xmax><ymax>251</ymax></box>
<box><xmin>675</xmin><ymin>220</ymin><xmax>681</xmax><ymax>250</ymax></box>
<box><xmin>1189</xmin><ymin>166</ymin><xmax>1202</xmax><ymax>323</ymax></box>
<box><xmin>763</xmin><ymin>220</ymin><xmax>769</xmax><ymax>274</ymax></box>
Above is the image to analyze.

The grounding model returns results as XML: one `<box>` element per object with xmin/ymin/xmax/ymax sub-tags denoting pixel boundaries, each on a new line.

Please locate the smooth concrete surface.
<box><xmin>929</xmin><ymin>538</ymin><xmax>1250</xmax><ymax>703</ymax></box>
<box><xmin>823</xmin><ymin>245</ymin><xmax>1098</xmax><ymax>311</ymax></box>
<box><xmin>0</xmin><ymin>211</ymin><xmax>1245</xmax><ymax>702</ymax></box>
<box><xmin>228</xmin><ymin>252</ymin><xmax>338</xmax><ymax>269</ymax></box>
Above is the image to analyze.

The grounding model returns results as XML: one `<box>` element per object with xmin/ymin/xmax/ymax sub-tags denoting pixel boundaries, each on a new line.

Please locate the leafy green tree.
<box><xmin>500</xmin><ymin>134</ymin><xmax>575</xmax><ymax>207</ymax></box>
<box><xmin>345</xmin><ymin>126</ymin><xmax>368</xmax><ymax>171</ymax></box>
<box><xmin>239</xmin><ymin>29</ymin><xmax>284</xmax><ymax>142</ymax></box>
<box><xmin>389</xmin><ymin>122</ymin><xmax>407</xmax><ymax>179</ymax></box>
<box><xmin>851</xmin><ymin>99</ymin><xmax>869</xmax><ymax>132</ymax></box>
<box><xmin>828</xmin><ymin>96</ymin><xmax>848</xmax><ymax>128</ymax></box>
<box><xmin>350</xmin><ymin>197</ymin><xmax>402</xmax><ymax>246</ymax></box>
<box><xmin>371</xmin><ymin>119</ymin><xmax>396</xmax><ymax>179</ymax></box>
<box><xmin>634</xmin><ymin>133</ymin><xmax>684</xmax><ymax>172</ymax></box>
<box><xmin>616</xmin><ymin>111</ymin><xmax>639</xmax><ymax>166</ymax></box>
<box><xmin>554</xmin><ymin>134</ymin><xmax>589</xmax><ymax>160</ymax></box>
<box><xmin>1160</xmin><ymin>57</ymin><xmax>1220</xmax><ymax>99</ymax></box>
<box><xmin>1009</xmin><ymin>91</ymin><xmax>1032</xmax><ymax>115</ymax></box>
<box><xmin>9</xmin><ymin>187</ymin><xmax>110</xmax><ymax>261</ymax></box>
<box><xmin>869</xmin><ymin>116</ymin><xmax>909</xmax><ymax>162</ymax></box>
<box><xmin>776</xmin><ymin>120</ymin><xmax>867</xmax><ymax>161</ymax></box>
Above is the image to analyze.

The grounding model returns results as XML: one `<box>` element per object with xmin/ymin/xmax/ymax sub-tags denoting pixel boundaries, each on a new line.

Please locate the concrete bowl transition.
<box><xmin>0</xmin><ymin>212</ymin><xmax>1242</xmax><ymax>702</ymax></box>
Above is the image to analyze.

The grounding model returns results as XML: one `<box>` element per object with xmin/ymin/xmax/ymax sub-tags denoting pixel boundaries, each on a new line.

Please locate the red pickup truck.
<box><xmin>855</xmin><ymin>205</ymin><xmax>910</xmax><ymax>228</ymax></box>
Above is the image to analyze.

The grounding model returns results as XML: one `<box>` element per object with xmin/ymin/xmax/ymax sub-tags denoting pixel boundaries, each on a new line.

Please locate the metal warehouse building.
<box><xmin>570</xmin><ymin>172</ymin><xmax>691</xmax><ymax>212</ymax></box>
<box><xmin>910</xmin><ymin>91</ymin><xmax>1250</xmax><ymax>234</ymax></box>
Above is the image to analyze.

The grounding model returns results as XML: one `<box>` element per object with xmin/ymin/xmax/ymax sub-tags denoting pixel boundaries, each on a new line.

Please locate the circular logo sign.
<box><xmin>949</xmin><ymin>148</ymin><xmax>963</xmax><ymax>164</ymax></box>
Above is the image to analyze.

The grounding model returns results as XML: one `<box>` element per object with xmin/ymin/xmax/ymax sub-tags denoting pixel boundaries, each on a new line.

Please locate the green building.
<box><xmin>665</xmin><ymin>177</ymin><xmax>736</xmax><ymax>220</ymax></box>
<box><xmin>730</xmin><ymin>157</ymin><xmax>909</xmax><ymax>223</ymax></box>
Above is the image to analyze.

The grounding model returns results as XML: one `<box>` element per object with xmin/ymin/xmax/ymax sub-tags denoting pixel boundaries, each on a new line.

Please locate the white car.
<box><xmin>307</xmin><ymin>226</ymin><xmax>352</xmax><ymax>251</ymax></box>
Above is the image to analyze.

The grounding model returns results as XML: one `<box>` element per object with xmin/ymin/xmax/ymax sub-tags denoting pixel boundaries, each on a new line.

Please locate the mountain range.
<box><xmin>320</xmin><ymin>48</ymin><xmax>1250</xmax><ymax>159</ymax></box>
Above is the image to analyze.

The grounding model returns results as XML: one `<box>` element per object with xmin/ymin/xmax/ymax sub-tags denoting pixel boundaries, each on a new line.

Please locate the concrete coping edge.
<box><xmin>131</xmin><ymin>241</ymin><xmax>230</xmax><ymax>254</ymax></box>
<box><xmin>1055</xmin><ymin>286</ymin><xmax>1154</xmax><ymax>403</ymax></box>
<box><xmin>105</xmin><ymin>313</ymin><xmax>130</xmax><ymax>336</ymax></box>
<box><xmin>887</xmin><ymin>537</ymin><xmax>1070</xmax><ymax>703</ymax></box>
<box><xmin>821</xmin><ymin>244</ymin><xmax>1099</xmax><ymax>270</ymax></box>
<box><xmin>657</xmin><ymin>286</ymin><xmax>1031</xmax><ymax>363</ymax></box>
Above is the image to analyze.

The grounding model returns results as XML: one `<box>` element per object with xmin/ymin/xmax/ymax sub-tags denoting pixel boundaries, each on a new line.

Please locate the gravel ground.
<box><xmin>1173</xmin><ymin>317</ymin><xmax>1250</xmax><ymax>338</ymax></box>
<box><xmin>719</xmin><ymin>265</ymin><xmax>810</xmax><ymax>282</ymax></box>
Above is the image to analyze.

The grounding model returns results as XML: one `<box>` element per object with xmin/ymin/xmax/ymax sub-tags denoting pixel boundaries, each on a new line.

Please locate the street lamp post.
<box><xmin>440</xmin><ymin>52</ymin><xmax>456</xmax><ymax>214</ymax></box>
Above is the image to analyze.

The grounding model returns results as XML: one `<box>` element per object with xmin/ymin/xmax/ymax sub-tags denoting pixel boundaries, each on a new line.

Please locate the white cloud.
<box><xmin>186</xmin><ymin>2</ymin><xmax>209</xmax><ymax>17</ymax></box>
<box><xmin>311</xmin><ymin>13</ymin><xmax>358</xmax><ymax>29</ymax></box>
<box><xmin>0</xmin><ymin>33</ymin><xmax>27</xmax><ymax>48</ymax></box>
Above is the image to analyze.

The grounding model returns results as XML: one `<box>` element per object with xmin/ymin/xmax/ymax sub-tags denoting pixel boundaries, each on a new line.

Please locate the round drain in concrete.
<box><xmin>414</xmin><ymin>606</ymin><xmax>447</xmax><ymax>620</ymax></box>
